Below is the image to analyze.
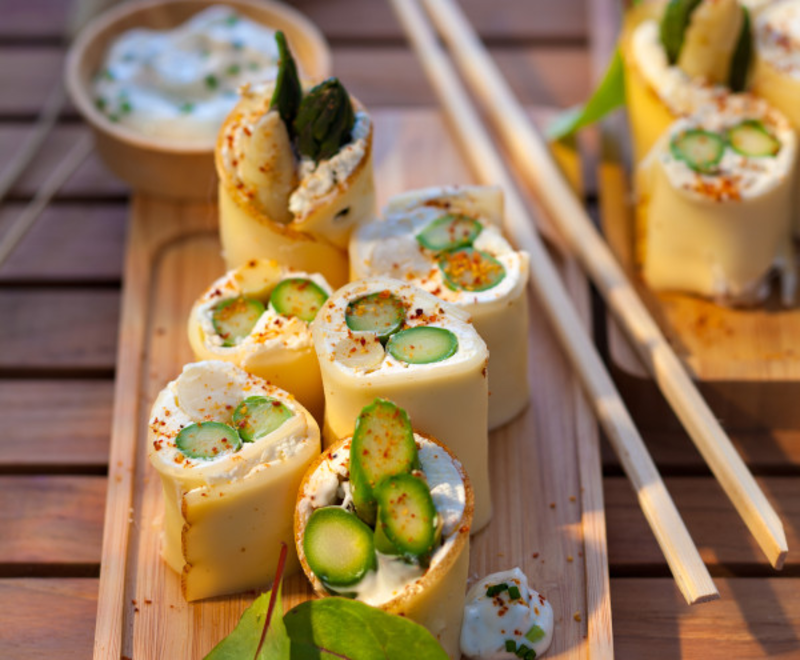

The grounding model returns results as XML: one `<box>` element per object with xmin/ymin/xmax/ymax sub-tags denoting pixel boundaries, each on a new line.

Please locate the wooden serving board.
<box><xmin>92</xmin><ymin>108</ymin><xmax>613</xmax><ymax>659</ymax></box>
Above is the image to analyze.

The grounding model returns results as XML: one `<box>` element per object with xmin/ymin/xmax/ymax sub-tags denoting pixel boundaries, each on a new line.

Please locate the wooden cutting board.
<box><xmin>92</xmin><ymin>108</ymin><xmax>613</xmax><ymax>659</ymax></box>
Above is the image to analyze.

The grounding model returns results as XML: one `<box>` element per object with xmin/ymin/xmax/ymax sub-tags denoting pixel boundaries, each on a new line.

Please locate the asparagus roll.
<box><xmin>295</xmin><ymin>399</ymin><xmax>474</xmax><ymax>660</ymax></box>
<box><xmin>147</xmin><ymin>360</ymin><xmax>320</xmax><ymax>601</ymax></box>
<box><xmin>188</xmin><ymin>259</ymin><xmax>331</xmax><ymax>420</ymax></box>
<box><xmin>310</xmin><ymin>277</ymin><xmax>492</xmax><ymax>532</ymax></box>
<box><xmin>350</xmin><ymin>185</ymin><xmax>530</xmax><ymax>430</ymax></box>
<box><xmin>751</xmin><ymin>0</ymin><xmax>800</xmax><ymax>233</ymax></box>
<box><xmin>623</xmin><ymin>0</ymin><xmax>753</xmax><ymax>163</ymax></box>
<box><xmin>636</xmin><ymin>95</ymin><xmax>797</xmax><ymax>305</ymax></box>
<box><xmin>215</xmin><ymin>33</ymin><xmax>375</xmax><ymax>287</ymax></box>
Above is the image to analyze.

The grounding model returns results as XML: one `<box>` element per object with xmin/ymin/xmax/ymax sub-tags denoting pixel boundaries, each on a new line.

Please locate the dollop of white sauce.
<box><xmin>658</xmin><ymin>95</ymin><xmax>795</xmax><ymax>201</ymax></box>
<box><xmin>352</xmin><ymin>205</ymin><xmax>528</xmax><ymax>307</ymax></box>
<box><xmin>312</xmin><ymin>278</ymin><xmax>487</xmax><ymax>378</ymax></box>
<box><xmin>460</xmin><ymin>568</ymin><xmax>554</xmax><ymax>660</ymax></box>
<box><xmin>631</xmin><ymin>19</ymin><xmax>727</xmax><ymax>115</ymax></box>
<box><xmin>297</xmin><ymin>434</ymin><xmax>467</xmax><ymax>606</ymax></box>
<box><xmin>92</xmin><ymin>6</ymin><xmax>279</xmax><ymax>144</ymax></box>
<box><xmin>148</xmin><ymin>361</ymin><xmax>308</xmax><ymax>485</ymax></box>
<box><xmin>756</xmin><ymin>0</ymin><xmax>800</xmax><ymax>78</ymax></box>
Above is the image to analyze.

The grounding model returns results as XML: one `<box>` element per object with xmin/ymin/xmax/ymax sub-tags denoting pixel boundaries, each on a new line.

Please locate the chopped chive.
<box><xmin>515</xmin><ymin>644</ymin><xmax>534</xmax><ymax>659</ymax></box>
<box><xmin>120</xmin><ymin>100</ymin><xmax>132</xmax><ymax>115</ymax></box>
<box><xmin>102</xmin><ymin>69</ymin><xmax>114</xmax><ymax>81</ymax></box>
<box><xmin>108</xmin><ymin>115</ymin><xmax>119</xmax><ymax>123</ymax></box>
<box><xmin>225</xmin><ymin>14</ymin><xmax>239</xmax><ymax>26</ymax></box>
<box><xmin>508</xmin><ymin>585</ymin><xmax>522</xmax><ymax>600</ymax></box>
<box><xmin>486</xmin><ymin>582</ymin><xmax>508</xmax><ymax>597</ymax></box>
<box><xmin>525</xmin><ymin>624</ymin><xmax>546</xmax><ymax>644</ymax></box>
<box><xmin>205</xmin><ymin>74</ymin><xmax>219</xmax><ymax>90</ymax></box>
<box><xmin>227</xmin><ymin>63</ymin><xmax>241</xmax><ymax>76</ymax></box>
<box><xmin>248</xmin><ymin>61</ymin><xmax>260</xmax><ymax>71</ymax></box>
<box><xmin>505</xmin><ymin>640</ymin><xmax>517</xmax><ymax>652</ymax></box>
<box><xmin>179</xmin><ymin>101</ymin><xmax>195</xmax><ymax>114</ymax></box>
<box><xmin>94</xmin><ymin>97</ymin><xmax>107</xmax><ymax>111</ymax></box>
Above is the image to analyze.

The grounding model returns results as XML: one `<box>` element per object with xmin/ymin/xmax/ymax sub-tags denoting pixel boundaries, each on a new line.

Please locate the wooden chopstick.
<box><xmin>389</xmin><ymin>0</ymin><xmax>718</xmax><ymax>605</ymax></box>
<box><xmin>420</xmin><ymin>0</ymin><xmax>788</xmax><ymax>569</ymax></box>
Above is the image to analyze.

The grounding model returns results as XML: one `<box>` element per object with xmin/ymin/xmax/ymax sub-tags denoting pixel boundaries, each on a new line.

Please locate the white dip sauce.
<box><xmin>460</xmin><ymin>568</ymin><xmax>554</xmax><ymax>660</ymax></box>
<box><xmin>92</xmin><ymin>5</ymin><xmax>279</xmax><ymax>144</ymax></box>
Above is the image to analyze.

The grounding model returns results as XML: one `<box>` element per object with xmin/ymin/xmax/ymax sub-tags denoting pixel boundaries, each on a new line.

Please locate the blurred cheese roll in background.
<box><xmin>310</xmin><ymin>277</ymin><xmax>492</xmax><ymax>532</ymax></box>
<box><xmin>350</xmin><ymin>185</ymin><xmax>529</xmax><ymax>430</ymax></box>
<box><xmin>636</xmin><ymin>94</ymin><xmax>797</xmax><ymax>305</ymax></box>
<box><xmin>623</xmin><ymin>0</ymin><xmax>753</xmax><ymax>163</ymax></box>
<box><xmin>147</xmin><ymin>361</ymin><xmax>320</xmax><ymax>601</ymax></box>
<box><xmin>188</xmin><ymin>258</ymin><xmax>331</xmax><ymax>420</ymax></box>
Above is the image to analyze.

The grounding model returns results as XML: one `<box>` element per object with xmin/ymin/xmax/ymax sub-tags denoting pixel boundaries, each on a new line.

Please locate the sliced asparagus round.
<box><xmin>386</xmin><ymin>327</ymin><xmax>458</xmax><ymax>364</ymax></box>
<box><xmin>269</xmin><ymin>277</ymin><xmax>329</xmax><ymax>323</ymax></box>
<box><xmin>232</xmin><ymin>396</ymin><xmax>294</xmax><ymax>442</ymax></box>
<box><xmin>416</xmin><ymin>213</ymin><xmax>483</xmax><ymax>251</ymax></box>
<box><xmin>304</xmin><ymin>507</ymin><xmax>377</xmax><ymax>589</ymax></box>
<box><xmin>670</xmin><ymin>129</ymin><xmax>725</xmax><ymax>173</ymax></box>
<box><xmin>728</xmin><ymin>120</ymin><xmax>780</xmax><ymax>158</ymax></box>
<box><xmin>375</xmin><ymin>473</ymin><xmax>438</xmax><ymax>559</ymax></box>
<box><xmin>439</xmin><ymin>247</ymin><xmax>506</xmax><ymax>292</ymax></box>
<box><xmin>211</xmin><ymin>296</ymin><xmax>265</xmax><ymax>346</ymax></box>
<box><xmin>175</xmin><ymin>421</ymin><xmax>242</xmax><ymax>460</ymax></box>
<box><xmin>345</xmin><ymin>291</ymin><xmax>406</xmax><ymax>342</ymax></box>
<box><xmin>350</xmin><ymin>399</ymin><xmax>420</xmax><ymax>524</ymax></box>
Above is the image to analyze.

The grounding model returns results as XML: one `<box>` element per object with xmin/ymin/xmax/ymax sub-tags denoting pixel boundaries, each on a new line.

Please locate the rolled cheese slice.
<box><xmin>310</xmin><ymin>277</ymin><xmax>492</xmax><ymax>532</ymax></box>
<box><xmin>636</xmin><ymin>94</ymin><xmax>797</xmax><ymax>305</ymax></box>
<box><xmin>187</xmin><ymin>258</ymin><xmax>332</xmax><ymax>420</ymax></box>
<box><xmin>215</xmin><ymin>80</ymin><xmax>376</xmax><ymax>287</ymax></box>
<box><xmin>751</xmin><ymin>0</ymin><xmax>800</xmax><ymax>233</ymax></box>
<box><xmin>295</xmin><ymin>431</ymin><xmax>473</xmax><ymax>660</ymax></box>
<box><xmin>622</xmin><ymin>1</ymin><xmax>740</xmax><ymax>164</ymax></box>
<box><xmin>147</xmin><ymin>360</ymin><xmax>320</xmax><ymax>601</ymax></box>
<box><xmin>350</xmin><ymin>185</ymin><xmax>530</xmax><ymax>430</ymax></box>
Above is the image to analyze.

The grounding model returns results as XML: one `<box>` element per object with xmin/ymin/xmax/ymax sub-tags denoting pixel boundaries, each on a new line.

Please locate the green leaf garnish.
<box><xmin>293</xmin><ymin>78</ymin><xmax>356</xmax><ymax>164</ymax></box>
<box><xmin>284</xmin><ymin>598</ymin><xmax>449</xmax><ymax>659</ymax></box>
<box><xmin>270</xmin><ymin>31</ymin><xmax>303</xmax><ymax>136</ymax></box>
<box><xmin>205</xmin><ymin>543</ymin><xmax>448</xmax><ymax>660</ymax></box>
<box><xmin>547</xmin><ymin>47</ymin><xmax>625</xmax><ymax>140</ymax></box>
<box><xmin>204</xmin><ymin>544</ymin><xmax>290</xmax><ymax>660</ymax></box>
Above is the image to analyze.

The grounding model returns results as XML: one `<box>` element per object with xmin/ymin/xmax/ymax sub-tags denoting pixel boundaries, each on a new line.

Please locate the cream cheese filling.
<box><xmin>219</xmin><ymin>80</ymin><xmax>371</xmax><ymax>220</ymax></box>
<box><xmin>756</xmin><ymin>0</ymin><xmax>800</xmax><ymax>78</ymax></box>
<box><xmin>194</xmin><ymin>266</ymin><xmax>332</xmax><ymax>360</ymax></box>
<box><xmin>631</xmin><ymin>19</ymin><xmax>727</xmax><ymax>116</ymax></box>
<box><xmin>297</xmin><ymin>434</ymin><xmax>466</xmax><ymax>606</ymax></box>
<box><xmin>351</xmin><ymin>207</ymin><xmax>527</xmax><ymax>308</ymax></box>
<box><xmin>313</xmin><ymin>277</ymin><xmax>486</xmax><ymax>377</ymax></box>
<box><xmin>148</xmin><ymin>361</ymin><xmax>309</xmax><ymax>485</ymax></box>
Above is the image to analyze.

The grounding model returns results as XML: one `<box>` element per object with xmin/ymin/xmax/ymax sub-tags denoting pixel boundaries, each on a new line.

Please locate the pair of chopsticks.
<box><xmin>390</xmin><ymin>0</ymin><xmax>788</xmax><ymax>605</ymax></box>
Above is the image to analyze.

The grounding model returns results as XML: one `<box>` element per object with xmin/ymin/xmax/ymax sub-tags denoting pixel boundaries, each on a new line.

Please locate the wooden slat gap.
<box><xmin>0</xmin><ymin>279</ymin><xmax>122</xmax><ymax>289</ymax></box>
<box><xmin>0</xmin><ymin>367</ymin><xmax>115</xmax><ymax>379</ymax></box>
<box><xmin>0</xmin><ymin>563</ymin><xmax>100</xmax><ymax>579</ymax></box>
<box><xmin>0</xmin><ymin>464</ymin><xmax>107</xmax><ymax>476</ymax></box>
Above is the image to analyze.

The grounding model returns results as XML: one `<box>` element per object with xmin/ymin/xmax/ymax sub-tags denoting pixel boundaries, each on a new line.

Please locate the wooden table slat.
<box><xmin>0</xmin><ymin>381</ymin><xmax>112</xmax><ymax>468</ymax></box>
<box><xmin>0</xmin><ymin>476</ymin><xmax>105</xmax><ymax>564</ymax></box>
<box><xmin>0</xmin><ymin>0</ymin><xmax>587</xmax><ymax>41</ymax></box>
<box><xmin>0</xmin><ymin>205</ymin><xmax>126</xmax><ymax>282</ymax></box>
<box><xmin>0</xmin><ymin>290</ymin><xmax>119</xmax><ymax>371</ymax></box>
